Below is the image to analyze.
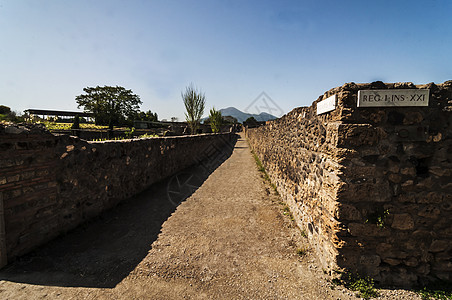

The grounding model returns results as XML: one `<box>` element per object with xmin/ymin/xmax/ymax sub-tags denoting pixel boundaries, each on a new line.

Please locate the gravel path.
<box><xmin>0</xmin><ymin>134</ymin><xmax>421</xmax><ymax>299</ymax></box>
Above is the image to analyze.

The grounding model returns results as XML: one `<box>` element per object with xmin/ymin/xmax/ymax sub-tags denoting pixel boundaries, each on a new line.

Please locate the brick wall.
<box><xmin>0</xmin><ymin>125</ymin><xmax>235</xmax><ymax>265</ymax></box>
<box><xmin>246</xmin><ymin>81</ymin><xmax>452</xmax><ymax>287</ymax></box>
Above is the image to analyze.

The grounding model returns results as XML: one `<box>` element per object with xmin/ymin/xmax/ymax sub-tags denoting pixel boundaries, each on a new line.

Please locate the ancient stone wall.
<box><xmin>246</xmin><ymin>81</ymin><xmax>452</xmax><ymax>287</ymax></box>
<box><xmin>0</xmin><ymin>125</ymin><xmax>234</xmax><ymax>265</ymax></box>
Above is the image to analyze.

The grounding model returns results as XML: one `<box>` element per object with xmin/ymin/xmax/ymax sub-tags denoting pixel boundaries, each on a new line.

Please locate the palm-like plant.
<box><xmin>182</xmin><ymin>83</ymin><xmax>205</xmax><ymax>134</ymax></box>
<box><xmin>209</xmin><ymin>107</ymin><xmax>222</xmax><ymax>133</ymax></box>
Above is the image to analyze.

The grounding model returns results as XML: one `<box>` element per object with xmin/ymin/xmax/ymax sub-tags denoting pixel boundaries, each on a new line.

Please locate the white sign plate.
<box><xmin>358</xmin><ymin>89</ymin><xmax>429</xmax><ymax>107</ymax></box>
<box><xmin>317</xmin><ymin>94</ymin><xmax>336</xmax><ymax>115</ymax></box>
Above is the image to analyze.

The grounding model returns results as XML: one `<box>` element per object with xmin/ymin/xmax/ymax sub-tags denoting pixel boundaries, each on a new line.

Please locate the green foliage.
<box><xmin>0</xmin><ymin>105</ymin><xmax>11</xmax><ymax>114</ymax></box>
<box><xmin>296</xmin><ymin>248</ymin><xmax>307</xmax><ymax>256</ymax></box>
<box><xmin>366</xmin><ymin>209</ymin><xmax>389</xmax><ymax>228</ymax></box>
<box><xmin>90</xmin><ymin>132</ymin><xmax>157</xmax><ymax>142</ymax></box>
<box><xmin>125</xmin><ymin>127</ymin><xmax>135</xmax><ymax>138</ymax></box>
<box><xmin>244</xmin><ymin>116</ymin><xmax>258</xmax><ymax>127</ymax></box>
<box><xmin>252</xmin><ymin>150</ymin><xmax>269</xmax><ymax>180</ymax></box>
<box><xmin>271</xmin><ymin>183</ymin><xmax>278</xmax><ymax>195</ymax></box>
<box><xmin>43</xmin><ymin>122</ymin><xmax>107</xmax><ymax>130</ymax></box>
<box><xmin>0</xmin><ymin>105</ymin><xmax>24</xmax><ymax>123</ymax></box>
<box><xmin>222</xmin><ymin>115</ymin><xmax>238</xmax><ymax>124</ymax></box>
<box><xmin>133</xmin><ymin>110</ymin><xmax>158</xmax><ymax>122</ymax></box>
<box><xmin>332</xmin><ymin>272</ymin><xmax>380</xmax><ymax>299</ymax></box>
<box><xmin>182</xmin><ymin>83</ymin><xmax>205</xmax><ymax>134</ymax></box>
<box><xmin>75</xmin><ymin>85</ymin><xmax>142</xmax><ymax>129</ymax></box>
<box><xmin>416</xmin><ymin>281</ymin><xmax>452</xmax><ymax>300</ymax></box>
<box><xmin>282</xmin><ymin>204</ymin><xmax>295</xmax><ymax>222</ymax></box>
<box><xmin>138</xmin><ymin>133</ymin><xmax>158</xmax><ymax>139</ymax></box>
<box><xmin>209</xmin><ymin>107</ymin><xmax>222</xmax><ymax>133</ymax></box>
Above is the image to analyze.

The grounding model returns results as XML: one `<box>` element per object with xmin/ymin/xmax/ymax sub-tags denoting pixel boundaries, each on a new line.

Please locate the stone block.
<box><xmin>416</xmin><ymin>263</ymin><xmax>431</xmax><ymax>275</ymax></box>
<box><xmin>336</xmin><ymin>204</ymin><xmax>362</xmax><ymax>221</ymax></box>
<box><xmin>348</xmin><ymin>223</ymin><xmax>391</xmax><ymax>237</ymax></box>
<box><xmin>418</xmin><ymin>205</ymin><xmax>441</xmax><ymax>218</ymax></box>
<box><xmin>6</xmin><ymin>175</ymin><xmax>20</xmax><ymax>183</ymax></box>
<box><xmin>428</xmin><ymin>240</ymin><xmax>449</xmax><ymax>253</ymax></box>
<box><xmin>383</xmin><ymin>257</ymin><xmax>401</xmax><ymax>266</ymax></box>
<box><xmin>391</xmin><ymin>214</ymin><xmax>414</xmax><ymax>230</ymax></box>
<box><xmin>404</xmin><ymin>257</ymin><xmax>419</xmax><ymax>267</ymax></box>
<box><xmin>417</xmin><ymin>192</ymin><xmax>444</xmax><ymax>204</ymax></box>
<box><xmin>360</xmin><ymin>254</ymin><xmax>381</xmax><ymax>267</ymax></box>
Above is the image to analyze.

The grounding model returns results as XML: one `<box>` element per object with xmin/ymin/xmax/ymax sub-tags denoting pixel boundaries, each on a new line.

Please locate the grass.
<box><xmin>250</xmin><ymin>149</ymin><xmax>278</xmax><ymax>195</ymax></box>
<box><xmin>296</xmin><ymin>247</ymin><xmax>307</xmax><ymax>257</ymax></box>
<box><xmin>251</xmin><ymin>149</ymin><xmax>270</xmax><ymax>181</ymax></box>
<box><xmin>416</xmin><ymin>281</ymin><xmax>452</xmax><ymax>300</ymax></box>
<box><xmin>91</xmin><ymin>133</ymin><xmax>158</xmax><ymax>142</ymax></box>
<box><xmin>42</xmin><ymin>122</ymin><xmax>108</xmax><ymax>130</ymax></box>
<box><xmin>282</xmin><ymin>204</ymin><xmax>295</xmax><ymax>222</ymax></box>
<box><xmin>250</xmin><ymin>148</ymin><xmax>297</xmax><ymax>227</ymax></box>
<box><xmin>332</xmin><ymin>272</ymin><xmax>380</xmax><ymax>299</ymax></box>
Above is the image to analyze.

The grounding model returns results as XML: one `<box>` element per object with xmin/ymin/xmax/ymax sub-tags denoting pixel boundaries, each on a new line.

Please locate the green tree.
<box><xmin>0</xmin><ymin>105</ymin><xmax>22</xmax><ymax>122</ymax></box>
<box><xmin>244</xmin><ymin>116</ymin><xmax>259</xmax><ymax>127</ymax></box>
<box><xmin>209</xmin><ymin>107</ymin><xmax>222</xmax><ymax>133</ymax></box>
<box><xmin>75</xmin><ymin>85</ymin><xmax>142</xmax><ymax>130</ymax></box>
<box><xmin>144</xmin><ymin>110</ymin><xmax>158</xmax><ymax>122</ymax></box>
<box><xmin>182</xmin><ymin>83</ymin><xmax>205</xmax><ymax>134</ymax></box>
<box><xmin>132</xmin><ymin>110</ymin><xmax>158</xmax><ymax>122</ymax></box>
<box><xmin>0</xmin><ymin>105</ymin><xmax>11</xmax><ymax>115</ymax></box>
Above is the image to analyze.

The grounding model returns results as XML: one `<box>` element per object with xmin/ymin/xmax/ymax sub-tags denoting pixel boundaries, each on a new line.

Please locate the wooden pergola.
<box><xmin>24</xmin><ymin>109</ymin><xmax>93</xmax><ymax>120</ymax></box>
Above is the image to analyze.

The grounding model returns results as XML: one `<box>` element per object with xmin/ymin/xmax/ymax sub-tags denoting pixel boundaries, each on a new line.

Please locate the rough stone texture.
<box><xmin>246</xmin><ymin>81</ymin><xmax>452</xmax><ymax>287</ymax></box>
<box><xmin>0</xmin><ymin>124</ymin><xmax>235</xmax><ymax>264</ymax></box>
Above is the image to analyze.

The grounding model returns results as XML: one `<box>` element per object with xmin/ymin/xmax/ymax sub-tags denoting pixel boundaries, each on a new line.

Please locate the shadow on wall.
<box><xmin>0</xmin><ymin>135</ymin><xmax>238</xmax><ymax>288</ymax></box>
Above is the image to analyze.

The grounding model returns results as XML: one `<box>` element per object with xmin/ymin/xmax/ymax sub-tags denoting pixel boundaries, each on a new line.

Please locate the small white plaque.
<box><xmin>317</xmin><ymin>94</ymin><xmax>336</xmax><ymax>115</ymax></box>
<box><xmin>358</xmin><ymin>89</ymin><xmax>429</xmax><ymax>107</ymax></box>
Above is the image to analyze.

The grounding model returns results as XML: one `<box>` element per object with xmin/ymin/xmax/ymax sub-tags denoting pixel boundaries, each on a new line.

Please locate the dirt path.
<box><xmin>0</xmin><ymin>134</ymin><xmax>420</xmax><ymax>299</ymax></box>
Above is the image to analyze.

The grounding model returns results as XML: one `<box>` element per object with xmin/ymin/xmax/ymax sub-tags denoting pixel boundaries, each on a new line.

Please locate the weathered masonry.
<box><xmin>247</xmin><ymin>81</ymin><xmax>452</xmax><ymax>287</ymax></box>
<box><xmin>0</xmin><ymin>126</ymin><xmax>235</xmax><ymax>267</ymax></box>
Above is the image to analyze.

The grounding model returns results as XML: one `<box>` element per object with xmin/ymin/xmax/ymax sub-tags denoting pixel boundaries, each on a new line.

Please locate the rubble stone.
<box><xmin>246</xmin><ymin>81</ymin><xmax>452</xmax><ymax>287</ymax></box>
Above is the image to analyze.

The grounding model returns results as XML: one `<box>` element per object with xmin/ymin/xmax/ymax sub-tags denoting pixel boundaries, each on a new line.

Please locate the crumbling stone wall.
<box><xmin>0</xmin><ymin>125</ymin><xmax>234</xmax><ymax>265</ymax></box>
<box><xmin>246</xmin><ymin>81</ymin><xmax>452</xmax><ymax>287</ymax></box>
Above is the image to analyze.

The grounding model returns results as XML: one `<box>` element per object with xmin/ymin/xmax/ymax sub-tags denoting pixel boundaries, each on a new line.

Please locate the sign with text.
<box><xmin>316</xmin><ymin>94</ymin><xmax>336</xmax><ymax>115</ymax></box>
<box><xmin>358</xmin><ymin>89</ymin><xmax>429</xmax><ymax>107</ymax></box>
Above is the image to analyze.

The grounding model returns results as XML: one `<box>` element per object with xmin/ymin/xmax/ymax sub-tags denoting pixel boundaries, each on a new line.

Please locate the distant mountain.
<box><xmin>204</xmin><ymin>107</ymin><xmax>277</xmax><ymax>123</ymax></box>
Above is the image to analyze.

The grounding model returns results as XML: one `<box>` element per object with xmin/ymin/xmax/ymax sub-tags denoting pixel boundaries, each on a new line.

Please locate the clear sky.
<box><xmin>1</xmin><ymin>0</ymin><xmax>451</xmax><ymax>120</ymax></box>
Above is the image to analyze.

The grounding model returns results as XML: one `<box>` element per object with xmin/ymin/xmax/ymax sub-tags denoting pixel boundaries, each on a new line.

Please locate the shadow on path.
<box><xmin>0</xmin><ymin>135</ymin><xmax>239</xmax><ymax>289</ymax></box>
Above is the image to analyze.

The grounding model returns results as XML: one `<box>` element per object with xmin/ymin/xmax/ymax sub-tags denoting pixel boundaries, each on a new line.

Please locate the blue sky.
<box><xmin>1</xmin><ymin>0</ymin><xmax>451</xmax><ymax>120</ymax></box>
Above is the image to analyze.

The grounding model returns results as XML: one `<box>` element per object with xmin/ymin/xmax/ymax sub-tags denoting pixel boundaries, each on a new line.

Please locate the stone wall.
<box><xmin>0</xmin><ymin>125</ymin><xmax>234</xmax><ymax>265</ymax></box>
<box><xmin>246</xmin><ymin>81</ymin><xmax>452</xmax><ymax>287</ymax></box>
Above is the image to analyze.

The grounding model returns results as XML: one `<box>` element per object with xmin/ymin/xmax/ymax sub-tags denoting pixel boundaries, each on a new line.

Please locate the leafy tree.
<box><xmin>75</xmin><ymin>85</ymin><xmax>142</xmax><ymax>129</ymax></box>
<box><xmin>0</xmin><ymin>105</ymin><xmax>23</xmax><ymax>122</ymax></box>
<box><xmin>148</xmin><ymin>110</ymin><xmax>158</xmax><ymax>121</ymax></box>
<box><xmin>182</xmin><ymin>83</ymin><xmax>205</xmax><ymax>134</ymax></box>
<box><xmin>209</xmin><ymin>107</ymin><xmax>222</xmax><ymax>133</ymax></box>
<box><xmin>0</xmin><ymin>105</ymin><xmax>11</xmax><ymax>115</ymax></box>
<box><xmin>244</xmin><ymin>116</ymin><xmax>258</xmax><ymax>127</ymax></box>
<box><xmin>222</xmin><ymin>115</ymin><xmax>238</xmax><ymax>124</ymax></box>
<box><xmin>133</xmin><ymin>110</ymin><xmax>158</xmax><ymax>122</ymax></box>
